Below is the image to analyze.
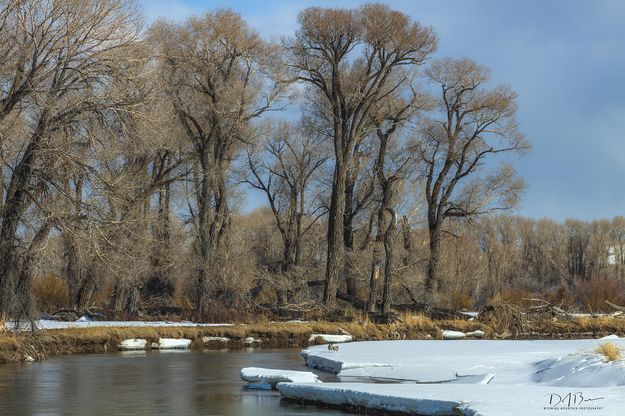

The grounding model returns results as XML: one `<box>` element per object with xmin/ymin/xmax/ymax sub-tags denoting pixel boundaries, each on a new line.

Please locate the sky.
<box><xmin>139</xmin><ymin>0</ymin><xmax>625</xmax><ymax>222</ymax></box>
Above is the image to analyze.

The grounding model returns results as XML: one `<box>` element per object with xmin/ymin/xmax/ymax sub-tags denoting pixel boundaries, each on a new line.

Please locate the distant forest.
<box><xmin>1</xmin><ymin>0</ymin><xmax>623</xmax><ymax>322</ymax></box>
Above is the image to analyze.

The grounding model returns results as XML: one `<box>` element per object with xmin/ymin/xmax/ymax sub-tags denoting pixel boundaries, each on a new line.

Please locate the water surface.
<box><xmin>0</xmin><ymin>349</ymin><xmax>344</xmax><ymax>416</ymax></box>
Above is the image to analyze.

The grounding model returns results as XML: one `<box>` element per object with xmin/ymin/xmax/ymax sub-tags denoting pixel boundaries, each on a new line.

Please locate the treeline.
<box><xmin>0</xmin><ymin>0</ymin><xmax>617</xmax><ymax>322</ymax></box>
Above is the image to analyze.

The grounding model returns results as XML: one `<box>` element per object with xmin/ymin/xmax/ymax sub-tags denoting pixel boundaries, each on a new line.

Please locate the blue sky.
<box><xmin>140</xmin><ymin>0</ymin><xmax>625</xmax><ymax>221</ymax></box>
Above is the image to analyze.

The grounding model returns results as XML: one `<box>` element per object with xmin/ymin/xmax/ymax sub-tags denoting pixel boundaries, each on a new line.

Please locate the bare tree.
<box><xmin>0</xmin><ymin>0</ymin><xmax>143</xmax><ymax>321</ymax></box>
<box><xmin>419</xmin><ymin>58</ymin><xmax>529</xmax><ymax>293</ymax></box>
<box><xmin>152</xmin><ymin>10</ymin><xmax>288</xmax><ymax>316</ymax></box>
<box><xmin>366</xmin><ymin>94</ymin><xmax>422</xmax><ymax>312</ymax></box>
<box><xmin>245</xmin><ymin>121</ymin><xmax>327</xmax><ymax>273</ymax></box>
<box><xmin>289</xmin><ymin>3</ymin><xmax>437</xmax><ymax>306</ymax></box>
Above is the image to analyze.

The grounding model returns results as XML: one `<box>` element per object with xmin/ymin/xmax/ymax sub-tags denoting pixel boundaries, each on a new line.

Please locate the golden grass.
<box><xmin>2</xmin><ymin>314</ymin><xmax>625</xmax><ymax>364</ymax></box>
<box><xmin>595</xmin><ymin>342</ymin><xmax>622</xmax><ymax>362</ymax></box>
<box><xmin>401</xmin><ymin>313</ymin><xmax>436</xmax><ymax>330</ymax></box>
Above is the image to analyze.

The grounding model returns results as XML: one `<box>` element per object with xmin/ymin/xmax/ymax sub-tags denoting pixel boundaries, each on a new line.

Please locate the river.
<box><xmin>0</xmin><ymin>348</ymin><xmax>345</xmax><ymax>416</ymax></box>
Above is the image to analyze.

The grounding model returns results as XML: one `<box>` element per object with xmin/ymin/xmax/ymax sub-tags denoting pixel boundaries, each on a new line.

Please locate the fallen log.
<box><xmin>524</xmin><ymin>298</ymin><xmax>569</xmax><ymax>316</ymax></box>
<box><xmin>606</xmin><ymin>300</ymin><xmax>625</xmax><ymax>312</ymax></box>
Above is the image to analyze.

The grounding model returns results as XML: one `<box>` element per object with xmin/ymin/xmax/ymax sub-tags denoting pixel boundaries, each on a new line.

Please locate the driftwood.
<box><xmin>606</xmin><ymin>300</ymin><xmax>625</xmax><ymax>312</ymax></box>
<box><xmin>524</xmin><ymin>298</ymin><xmax>569</xmax><ymax>316</ymax></box>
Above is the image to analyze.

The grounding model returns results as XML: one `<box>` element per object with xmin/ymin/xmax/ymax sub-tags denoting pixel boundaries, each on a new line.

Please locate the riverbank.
<box><xmin>2</xmin><ymin>314</ymin><xmax>625</xmax><ymax>364</ymax></box>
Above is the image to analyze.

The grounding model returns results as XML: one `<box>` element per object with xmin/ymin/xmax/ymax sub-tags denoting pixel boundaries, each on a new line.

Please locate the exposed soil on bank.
<box><xmin>1</xmin><ymin>315</ymin><xmax>624</xmax><ymax>364</ymax></box>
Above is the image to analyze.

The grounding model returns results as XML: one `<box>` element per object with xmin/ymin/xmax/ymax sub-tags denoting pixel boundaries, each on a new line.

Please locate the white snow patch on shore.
<box><xmin>202</xmin><ymin>336</ymin><xmax>229</xmax><ymax>344</ymax></box>
<box><xmin>442</xmin><ymin>329</ymin><xmax>486</xmax><ymax>339</ymax></box>
<box><xmin>8</xmin><ymin>320</ymin><xmax>233</xmax><ymax>331</ymax></box>
<box><xmin>442</xmin><ymin>330</ymin><xmax>466</xmax><ymax>339</ymax></box>
<box><xmin>156</xmin><ymin>338</ymin><xmax>192</xmax><ymax>349</ymax></box>
<box><xmin>118</xmin><ymin>339</ymin><xmax>147</xmax><ymax>350</ymax></box>
<box><xmin>241</xmin><ymin>367</ymin><xmax>320</xmax><ymax>390</ymax></box>
<box><xmin>309</xmin><ymin>334</ymin><xmax>353</xmax><ymax>343</ymax></box>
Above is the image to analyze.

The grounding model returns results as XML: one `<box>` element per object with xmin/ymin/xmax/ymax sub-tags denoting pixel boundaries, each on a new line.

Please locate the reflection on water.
<box><xmin>0</xmin><ymin>348</ymin><xmax>343</xmax><ymax>416</ymax></box>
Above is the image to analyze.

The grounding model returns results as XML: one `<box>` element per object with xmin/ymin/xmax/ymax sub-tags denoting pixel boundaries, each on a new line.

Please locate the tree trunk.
<box><xmin>401</xmin><ymin>216</ymin><xmax>412</xmax><ymax>267</ymax></box>
<box><xmin>64</xmin><ymin>235</ymin><xmax>81</xmax><ymax>309</ymax></box>
<box><xmin>367</xmin><ymin>250</ymin><xmax>382</xmax><ymax>312</ymax></box>
<box><xmin>196</xmin><ymin>150</ymin><xmax>230</xmax><ymax>316</ymax></box>
<box><xmin>0</xmin><ymin>126</ymin><xmax>45</xmax><ymax>319</ymax></box>
<box><xmin>343</xmin><ymin>174</ymin><xmax>358</xmax><ymax>297</ymax></box>
<box><xmin>324</xmin><ymin>160</ymin><xmax>347</xmax><ymax>306</ymax></box>
<box><xmin>381</xmin><ymin>210</ymin><xmax>397</xmax><ymax>313</ymax></box>
<box><xmin>367</xmin><ymin>202</ymin><xmax>387</xmax><ymax>312</ymax></box>
<box><xmin>65</xmin><ymin>177</ymin><xmax>85</xmax><ymax>309</ymax></box>
<box><xmin>425</xmin><ymin>224</ymin><xmax>442</xmax><ymax>293</ymax></box>
<box><xmin>145</xmin><ymin>181</ymin><xmax>174</xmax><ymax>302</ymax></box>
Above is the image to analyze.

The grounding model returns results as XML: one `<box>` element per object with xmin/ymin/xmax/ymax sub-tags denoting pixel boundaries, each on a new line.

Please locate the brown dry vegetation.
<box><xmin>3</xmin><ymin>314</ymin><xmax>625</xmax><ymax>364</ymax></box>
<box><xmin>595</xmin><ymin>342</ymin><xmax>622</xmax><ymax>362</ymax></box>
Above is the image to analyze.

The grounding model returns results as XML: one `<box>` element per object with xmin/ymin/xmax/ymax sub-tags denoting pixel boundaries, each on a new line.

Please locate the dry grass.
<box><xmin>401</xmin><ymin>313</ymin><xmax>436</xmax><ymax>330</ymax></box>
<box><xmin>576</xmin><ymin>277</ymin><xmax>625</xmax><ymax>312</ymax></box>
<box><xmin>3</xmin><ymin>313</ymin><xmax>625</xmax><ymax>364</ymax></box>
<box><xmin>450</xmin><ymin>291</ymin><xmax>474</xmax><ymax>310</ymax></box>
<box><xmin>595</xmin><ymin>342</ymin><xmax>622</xmax><ymax>362</ymax></box>
<box><xmin>491</xmin><ymin>287</ymin><xmax>535</xmax><ymax>307</ymax></box>
<box><xmin>31</xmin><ymin>273</ymin><xmax>69</xmax><ymax>313</ymax></box>
<box><xmin>574</xmin><ymin>316</ymin><xmax>613</xmax><ymax>331</ymax></box>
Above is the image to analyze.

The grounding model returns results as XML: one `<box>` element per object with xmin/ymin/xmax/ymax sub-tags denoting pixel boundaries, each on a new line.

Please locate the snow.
<box><xmin>308</xmin><ymin>334</ymin><xmax>353</xmax><ymax>343</ymax></box>
<box><xmin>601</xmin><ymin>334</ymin><xmax>622</xmax><ymax>340</ymax></box>
<box><xmin>8</xmin><ymin>320</ymin><xmax>233</xmax><ymax>330</ymax></box>
<box><xmin>442</xmin><ymin>329</ymin><xmax>486</xmax><ymax>339</ymax></box>
<box><xmin>301</xmin><ymin>339</ymin><xmax>625</xmax><ymax>383</ymax></box>
<box><xmin>244</xmin><ymin>336</ymin><xmax>262</xmax><ymax>345</ymax></box>
<box><xmin>156</xmin><ymin>338</ymin><xmax>192</xmax><ymax>349</ymax></box>
<box><xmin>240</xmin><ymin>367</ymin><xmax>320</xmax><ymax>390</ymax></box>
<box><xmin>278</xmin><ymin>382</ymin><xmax>625</xmax><ymax>416</ymax></box>
<box><xmin>202</xmin><ymin>336</ymin><xmax>229</xmax><ymax>344</ymax></box>
<box><xmin>118</xmin><ymin>339</ymin><xmax>148</xmax><ymax>350</ymax></box>
<box><xmin>283</xmin><ymin>339</ymin><xmax>625</xmax><ymax>415</ymax></box>
<box><xmin>442</xmin><ymin>330</ymin><xmax>466</xmax><ymax>339</ymax></box>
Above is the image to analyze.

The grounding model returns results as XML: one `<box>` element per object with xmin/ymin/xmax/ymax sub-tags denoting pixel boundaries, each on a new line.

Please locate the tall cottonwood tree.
<box><xmin>420</xmin><ymin>58</ymin><xmax>529</xmax><ymax>293</ymax></box>
<box><xmin>152</xmin><ymin>10</ymin><xmax>288</xmax><ymax>316</ymax></box>
<box><xmin>0</xmin><ymin>0</ymin><xmax>143</xmax><ymax>320</ymax></box>
<box><xmin>289</xmin><ymin>3</ymin><xmax>437</xmax><ymax>306</ymax></box>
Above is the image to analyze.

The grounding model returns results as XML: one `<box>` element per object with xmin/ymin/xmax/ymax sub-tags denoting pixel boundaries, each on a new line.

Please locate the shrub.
<box><xmin>31</xmin><ymin>273</ymin><xmax>69</xmax><ymax>313</ymax></box>
<box><xmin>491</xmin><ymin>287</ymin><xmax>535</xmax><ymax>307</ymax></box>
<box><xmin>595</xmin><ymin>342</ymin><xmax>622</xmax><ymax>362</ymax></box>
<box><xmin>575</xmin><ymin>276</ymin><xmax>625</xmax><ymax>312</ymax></box>
<box><xmin>544</xmin><ymin>284</ymin><xmax>576</xmax><ymax>311</ymax></box>
<box><xmin>450</xmin><ymin>290</ymin><xmax>474</xmax><ymax>310</ymax></box>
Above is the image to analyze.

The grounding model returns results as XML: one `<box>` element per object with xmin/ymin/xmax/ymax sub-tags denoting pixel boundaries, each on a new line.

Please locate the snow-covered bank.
<box><xmin>280</xmin><ymin>339</ymin><xmax>625</xmax><ymax>415</ymax></box>
<box><xmin>278</xmin><ymin>382</ymin><xmax>625</xmax><ymax>416</ymax></box>
<box><xmin>240</xmin><ymin>367</ymin><xmax>320</xmax><ymax>389</ymax></box>
<box><xmin>8</xmin><ymin>319</ymin><xmax>233</xmax><ymax>330</ymax></box>
<box><xmin>301</xmin><ymin>339</ymin><xmax>625</xmax><ymax>384</ymax></box>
